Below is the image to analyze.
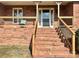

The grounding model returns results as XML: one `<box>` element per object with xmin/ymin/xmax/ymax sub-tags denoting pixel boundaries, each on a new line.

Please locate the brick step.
<box><xmin>34</xmin><ymin>48</ymin><xmax>69</xmax><ymax>52</ymax></box>
<box><xmin>37</xmin><ymin>31</ymin><xmax>56</xmax><ymax>33</ymax></box>
<box><xmin>34</xmin><ymin>42</ymin><xmax>64</xmax><ymax>46</ymax></box>
<box><xmin>33</xmin><ymin>54</ymin><xmax>72</xmax><ymax>58</ymax></box>
<box><xmin>34</xmin><ymin>50</ymin><xmax>70</xmax><ymax>55</ymax></box>
<box><xmin>35</xmin><ymin>39</ymin><xmax>61</xmax><ymax>42</ymax></box>
<box><xmin>51</xmin><ymin>50</ymin><xmax>70</xmax><ymax>54</ymax></box>
<box><xmin>35</xmin><ymin>37</ymin><xmax>61</xmax><ymax>42</ymax></box>
<box><xmin>36</xmin><ymin>36</ymin><xmax>60</xmax><ymax>39</ymax></box>
<box><xmin>34</xmin><ymin>45</ymin><xmax>69</xmax><ymax>51</ymax></box>
<box><xmin>34</xmin><ymin>44</ymin><xmax>68</xmax><ymax>49</ymax></box>
<box><xmin>52</xmin><ymin>47</ymin><xmax>69</xmax><ymax>51</ymax></box>
<box><xmin>34</xmin><ymin>43</ymin><xmax>64</xmax><ymax>47</ymax></box>
<box><xmin>51</xmin><ymin>52</ymin><xmax>72</xmax><ymax>56</ymax></box>
<box><xmin>36</xmin><ymin>33</ymin><xmax>58</xmax><ymax>35</ymax></box>
<box><xmin>35</xmin><ymin>41</ymin><xmax>63</xmax><ymax>46</ymax></box>
<box><xmin>34</xmin><ymin>44</ymin><xmax>52</xmax><ymax>47</ymax></box>
<box><xmin>36</xmin><ymin>33</ymin><xmax>58</xmax><ymax>36</ymax></box>
<box><xmin>36</xmin><ymin>36</ymin><xmax>60</xmax><ymax>38</ymax></box>
<box><xmin>53</xmin><ymin>54</ymin><xmax>73</xmax><ymax>58</ymax></box>
<box><xmin>36</xmin><ymin>35</ymin><xmax>59</xmax><ymax>37</ymax></box>
<box><xmin>37</xmin><ymin>31</ymin><xmax>58</xmax><ymax>34</ymax></box>
<box><xmin>34</xmin><ymin>50</ymin><xmax>71</xmax><ymax>58</ymax></box>
<box><xmin>51</xmin><ymin>54</ymin><xmax>72</xmax><ymax>58</ymax></box>
<box><xmin>35</xmin><ymin>47</ymin><xmax>51</xmax><ymax>51</ymax></box>
<box><xmin>33</xmin><ymin>52</ymin><xmax>52</xmax><ymax>58</ymax></box>
<box><xmin>37</xmin><ymin>28</ymin><xmax>56</xmax><ymax>31</ymax></box>
<box><xmin>37</xmin><ymin>30</ymin><xmax>56</xmax><ymax>32</ymax></box>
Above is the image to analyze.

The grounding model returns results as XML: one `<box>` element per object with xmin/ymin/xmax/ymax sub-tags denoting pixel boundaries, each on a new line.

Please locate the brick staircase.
<box><xmin>33</xmin><ymin>28</ymin><xmax>72</xmax><ymax>58</ymax></box>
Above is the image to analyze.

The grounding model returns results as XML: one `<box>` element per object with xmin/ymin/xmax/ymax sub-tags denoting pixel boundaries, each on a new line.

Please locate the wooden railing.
<box><xmin>32</xmin><ymin>20</ymin><xmax>38</xmax><ymax>57</ymax></box>
<box><xmin>0</xmin><ymin>16</ymin><xmax>36</xmax><ymax>19</ymax></box>
<box><xmin>59</xmin><ymin>16</ymin><xmax>73</xmax><ymax>19</ymax></box>
<box><xmin>58</xmin><ymin>17</ymin><xmax>75</xmax><ymax>55</ymax></box>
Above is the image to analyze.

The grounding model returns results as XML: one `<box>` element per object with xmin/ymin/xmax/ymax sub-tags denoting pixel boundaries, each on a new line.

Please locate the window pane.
<box><xmin>14</xmin><ymin>9</ymin><xmax>17</xmax><ymax>16</ymax></box>
<box><xmin>18</xmin><ymin>9</ymin><xmax>23</xmax><ymax>16</ymax></box>
<box><xmin>39</xmin><ymin>10</ymin><xmax>41</xmax><ymax>26</ymax></box>
<box><xmin>43</xmin><ymin>10</ymin><xmax>49</xmax><ymax>19</ymax></box>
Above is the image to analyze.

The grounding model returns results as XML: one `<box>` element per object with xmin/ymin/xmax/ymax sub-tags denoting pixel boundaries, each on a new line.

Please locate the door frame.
<box><xmin>38</xmin><ymin>8</ymin><xmax>54</xmax><ymax>28</ymax></box>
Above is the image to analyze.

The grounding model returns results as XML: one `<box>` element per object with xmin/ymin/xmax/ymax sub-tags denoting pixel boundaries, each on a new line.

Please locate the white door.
<box><xmin>38</xmin><ymin>8</ymin><xmax>54</xmax><ymax>28</ymax></box>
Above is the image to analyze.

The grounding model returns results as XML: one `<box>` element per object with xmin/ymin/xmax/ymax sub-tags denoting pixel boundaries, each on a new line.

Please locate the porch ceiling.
<box><xmin>0</xmin><ymin>1</ymin><xmax>70</xmax><ymax>5</ymax></box>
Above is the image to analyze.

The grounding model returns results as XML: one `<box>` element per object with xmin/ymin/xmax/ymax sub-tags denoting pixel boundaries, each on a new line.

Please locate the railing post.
<box><xmin>32</xmin><ymin>34</ymin><xmax>34</xmax><ymax>57</ymax></box>
<box><xmin>36</xmin><ymin>3</ymin><xmax>39</xmax><ymax>21</ymax></box>
<box><xmin>56</xmin><ymin>2</ymin><xmax>62</xmax><ymax>28</ymax></box>
<box><xmin>56</xmin><ymin>2</ymin><xmax>62</xmax><ymax>17</ymax></box>
<box><xmin>72</xmin><ymin>34</ymin><xmax>76</xmax><ymax>57</ymax></box>
<box><xmin>35</xmin><ymin>2</ymin><xmax>39</xmax><ymax>37</ymax></box>
<box><xmin>32</xmin><ymin>2</ymin><xmax>39</xmax><ymax>57</ymax></box>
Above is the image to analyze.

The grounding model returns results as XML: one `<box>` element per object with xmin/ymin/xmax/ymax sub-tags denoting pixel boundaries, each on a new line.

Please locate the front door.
<box><xmin>38</xmin><ymin>8</ymin><xmax>54</xmax><ymax>28</ymax></box>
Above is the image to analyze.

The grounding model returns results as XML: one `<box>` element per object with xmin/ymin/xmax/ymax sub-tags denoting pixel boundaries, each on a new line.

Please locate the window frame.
<box><xmin>12</xmin><ymin>8</ymin><xmax>23</xmax><ymax>24</ymax></box>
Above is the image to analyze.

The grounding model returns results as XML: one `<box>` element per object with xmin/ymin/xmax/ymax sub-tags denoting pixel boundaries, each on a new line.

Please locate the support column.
<box><xmin>56</xmin><ymin>2</ymin><xmax>62</xmax><ymax>28</ymax></box>
<box><xmin>72</xmin><ymin>34</ymin><xmax>76</xmax><ymax>57</ymax></box>
<box><xmin>56</xmin><ymin>2</ymin><xmax>62</xmax><ymax>17</ymax></box>
<box><xmin>35</xmin><ymin>1</ymin><xmax>40</xmax><ymax>21</ymax></box>
<box><xmin>36</xmin><ymin>3</ymin><xmax>39</xmax><ymax>21</ymax></box>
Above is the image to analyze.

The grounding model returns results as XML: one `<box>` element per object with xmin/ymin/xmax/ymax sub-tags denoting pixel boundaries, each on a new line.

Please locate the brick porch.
<box><xmin>0</xmin><ymin>25</ymin><xmax>34</xmax><ymax>46</ymax></box>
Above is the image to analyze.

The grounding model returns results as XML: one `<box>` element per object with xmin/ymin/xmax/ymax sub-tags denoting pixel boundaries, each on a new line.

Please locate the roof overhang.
<box><xmin>0</xmin><ymin>1</ymin><xmax>71</xmax><ymax>5</ymax></box>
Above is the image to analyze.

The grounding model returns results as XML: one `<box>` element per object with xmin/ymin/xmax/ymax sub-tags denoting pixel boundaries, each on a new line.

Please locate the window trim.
<box><xmin>12</xmin><ymin>8</ymin><xmax>23</xmax><ymax>24</ymax></box>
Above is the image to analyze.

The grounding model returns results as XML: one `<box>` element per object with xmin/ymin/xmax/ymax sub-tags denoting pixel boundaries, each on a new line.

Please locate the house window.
<box><xmin>12</xmin><ymin>8</ymin><xmax>24</xmax><ymax>24</ymax></box>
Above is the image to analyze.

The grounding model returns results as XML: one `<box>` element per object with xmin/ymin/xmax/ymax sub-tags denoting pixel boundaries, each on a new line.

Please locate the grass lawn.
<box><xmin>0</xmin><ymin>45</ymin><xmax>32</xmax><ymax>58</ymax></box>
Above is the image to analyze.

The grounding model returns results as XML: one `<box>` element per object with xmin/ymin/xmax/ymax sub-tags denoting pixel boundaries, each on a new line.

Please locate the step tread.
<box><xmin>33</xmin><ymin>28</ymin><xmax>71</xmax><ymax>57</ymax></box>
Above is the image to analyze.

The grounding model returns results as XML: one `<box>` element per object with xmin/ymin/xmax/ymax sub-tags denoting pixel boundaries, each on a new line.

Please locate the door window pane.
<box><xmin>43</xmin><ymin>19</ymin><xmax>49</xmax><ymax>26</ymax></box>
<box><xmin>43</xmin><ymin>10</ymin><xmax>49</xmax><ymax>19</ymax></box>
<box><xmin>42</xmin><ymin>10</ymin><xmax>50</xmax><ymax>26</ymax></box>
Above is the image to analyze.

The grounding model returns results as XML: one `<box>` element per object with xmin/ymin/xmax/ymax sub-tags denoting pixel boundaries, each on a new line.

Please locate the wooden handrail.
<box><xmin>0</xmin><ymin>16</ymin><xmax>36</xmax><ymax>19</ymax></box>
<box><xmin>32</xmin><ymin>20</ymin><xmax>38</xmax><ymax>57</ymax></box>
<box><xmin>59</xmin><ymin>16</ymin><xmax>73</xmax><ymax>19</ymax></box>
<box><xmin>58</xmin><ymin>17</ymin><xmax>76</xmax><ymax>56</ymax></box>
<box><xmin>32</xmin><ymin>34</ymin><xmax>35</xmax><ymax>57</ymax></box>
<box><xmin>58</xmin><ymin>17</ymin><xmax>75</xmax><ymax>35</ymax></box>
<box><xmin>34</xmin><ymin>20</ymin><xmax>38</xmax><ymax>37</ymax></box>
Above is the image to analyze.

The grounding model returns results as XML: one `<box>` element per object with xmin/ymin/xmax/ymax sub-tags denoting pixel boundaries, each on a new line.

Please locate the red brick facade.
<box><xmin>0</xmin><ymin>2</ymin><xmax>79</xmax><ymax>45</ymax></box>
<box><xmin>73</xmin><ymin>2</ymin><xmax>79</xmax><ymax>29</ymax></box>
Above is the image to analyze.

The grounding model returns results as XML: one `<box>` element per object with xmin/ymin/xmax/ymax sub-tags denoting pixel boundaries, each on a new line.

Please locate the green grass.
<box><xmin>0</xmin><ymin>45</ymin><xmax>32</xmax><ymax>58</ymax></box>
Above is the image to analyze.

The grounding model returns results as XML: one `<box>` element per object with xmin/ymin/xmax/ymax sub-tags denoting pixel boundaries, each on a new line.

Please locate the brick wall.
<box><xmin>60</xmin><ymin>2</ymin><xmax>73</xmax><ymax>16</ymax></box>
<box><xmin>4</xmin><ymin>5</ymin><xmax>36</xmax><ymax>16</ymax></box>
<box><xmin>0</xmin><ymin>3</ymin><xmax>5</xmax><ymax>16</ymax></box>
<box><xmin>73</xmin><ymin>2</ymin><xmax>79</xmax><ymax>29</ymax></box>
<box><xmin>60</xmin><ymin>2</ymin><xmax>73</xmax><ymax>25</ymax></box>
